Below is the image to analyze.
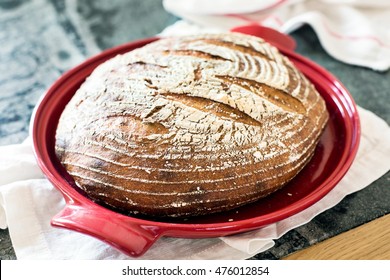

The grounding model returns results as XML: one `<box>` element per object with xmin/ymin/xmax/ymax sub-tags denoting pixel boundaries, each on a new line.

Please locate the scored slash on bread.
<box><xmin>55</xmin><ymin>33</ymin><xmax>329</xmax><ymax>217</ymax></box>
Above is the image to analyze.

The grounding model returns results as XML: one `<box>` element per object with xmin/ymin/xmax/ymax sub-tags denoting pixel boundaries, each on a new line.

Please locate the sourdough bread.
<box><xmin>55</xmin><ymin>33</ymin><xmax>329</xmax><ymax>217</ymax></box>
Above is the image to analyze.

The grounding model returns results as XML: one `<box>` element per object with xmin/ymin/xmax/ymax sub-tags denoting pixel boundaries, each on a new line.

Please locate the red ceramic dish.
<box><xmin>31</xmin><ymin>31</ymin><xmax>360</xmax><ymax>257</ymax></box>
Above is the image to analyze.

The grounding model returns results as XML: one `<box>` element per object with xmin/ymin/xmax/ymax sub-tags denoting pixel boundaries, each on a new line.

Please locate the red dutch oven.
<box><xmin>31</xmin><ymin>25</ymin><xmax>360</xmax><ymax>257</ymax></box>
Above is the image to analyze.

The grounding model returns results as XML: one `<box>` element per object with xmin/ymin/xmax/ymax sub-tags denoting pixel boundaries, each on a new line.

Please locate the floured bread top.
<box><xmin>55</xmin><ymin>33</ymin><xmax>329</xmax><ymax>217</ymax></box>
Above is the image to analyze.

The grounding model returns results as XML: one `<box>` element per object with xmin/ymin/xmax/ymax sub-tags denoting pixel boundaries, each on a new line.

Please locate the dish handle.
<box><xmin>231</xmin><ymin>24</ymin><xmax>296</xmax><ymax>52</ymax></box>
<box><xmin>51</xmin><ymin>201</ymin><xmax>162</xmax><ymax>257</ymax></box>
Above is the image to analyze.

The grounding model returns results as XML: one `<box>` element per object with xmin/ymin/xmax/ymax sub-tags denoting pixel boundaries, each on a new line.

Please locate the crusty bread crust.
<box><xmin>55</xmin><ymin>33</ymin><xmax>329</xmax><ymax>217</ymax></box>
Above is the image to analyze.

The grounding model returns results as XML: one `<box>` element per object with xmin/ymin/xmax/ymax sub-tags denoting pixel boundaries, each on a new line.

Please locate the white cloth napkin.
<box><xmin>1</xmin><ymin>106</ymin><xmax>389</xmax><ymax>259</ymax></box>
<box><xmin>163</xmin><ymin>0</ymin><xmax>390</xmax><ymax>71</ymax></box>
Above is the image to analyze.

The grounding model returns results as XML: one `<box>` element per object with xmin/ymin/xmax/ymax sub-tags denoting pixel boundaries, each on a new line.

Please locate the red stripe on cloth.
<box><xmin>322</xmin><ymin>20</ymin><xmax>390</xmax><ymax>49</ymax></box>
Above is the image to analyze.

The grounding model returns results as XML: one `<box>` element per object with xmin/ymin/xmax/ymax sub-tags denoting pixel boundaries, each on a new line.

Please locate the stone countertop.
<box><xmin>0</xmin><ymin>0</ymin><xmax>389</xmax><ymax>260</ymax></box>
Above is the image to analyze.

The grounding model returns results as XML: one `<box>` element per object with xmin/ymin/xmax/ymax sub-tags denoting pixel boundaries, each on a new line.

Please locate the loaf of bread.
<box><xmin>55</xmin><ymin>33</ymin><xmax>329</xmax><ymax>217</ymax></box>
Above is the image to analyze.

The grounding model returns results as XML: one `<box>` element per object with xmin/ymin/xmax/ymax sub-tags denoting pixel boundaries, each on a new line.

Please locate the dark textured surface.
<box><xmin>0</xmin><ymin>0</ymin><xmax>389</xmax><ymax>260</ymax></box>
